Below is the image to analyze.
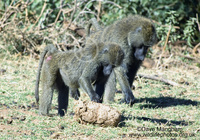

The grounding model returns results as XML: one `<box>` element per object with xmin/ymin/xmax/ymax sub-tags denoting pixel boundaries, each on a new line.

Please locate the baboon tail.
<box><xmin>86</xmin><ymin>18</ymin><xmax>101</xmax><ymax>36</ymax></box>
<box><xmin>35</xmin><ymin>44</ymin><xmax>57</xmax><ymax>103</ymax></box>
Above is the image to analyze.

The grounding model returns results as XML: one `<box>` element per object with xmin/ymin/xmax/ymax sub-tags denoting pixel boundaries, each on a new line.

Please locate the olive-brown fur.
<box><xmin>35</xmin><ymin>43</ymin><xmax>124</xmax><ymax>116</ymax></box>
<box><xmin>86</xmin><ymin>15</ymin><xmax>157</xmax><ymax>104</ymax></box>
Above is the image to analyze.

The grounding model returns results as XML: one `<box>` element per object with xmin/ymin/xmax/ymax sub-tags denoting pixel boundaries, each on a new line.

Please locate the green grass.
<box><xmin>0</xmin><ymin>53</ymin><xmax>199</xmax><ymax>140</ymax></box>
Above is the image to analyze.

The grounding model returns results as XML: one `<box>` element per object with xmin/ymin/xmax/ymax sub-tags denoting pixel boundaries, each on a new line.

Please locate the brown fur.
<box><xmin>85</xmin><ymin>15</ymin><xmax>157</xmax><ymax>104</ymax></box>
<box><xmin>35</xmin><ymin>43</ymin><xmax>124</xmax><ymax>116</ymax></box>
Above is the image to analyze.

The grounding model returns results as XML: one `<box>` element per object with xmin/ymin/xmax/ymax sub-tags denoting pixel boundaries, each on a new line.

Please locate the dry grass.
<box><xmin>0</xmin><ymin>47</ymin><xmax>200</xmax><ymax>139</ymax></box>
<box><xmin>0</xmin><ymin>1</ymin><xmax>199</xmax><ymax>139</ymax></box>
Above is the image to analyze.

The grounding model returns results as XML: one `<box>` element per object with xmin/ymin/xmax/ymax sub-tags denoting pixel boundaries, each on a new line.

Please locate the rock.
<box><xmin>19</xmin><ymin>116</ymin><xmax>26</xmax><ymax>121</ymax></box>
<box><xmin>0</xmin><ymin>69</ymin><xmax>6</xmax><ymax>75</ymax></box>
<box><xmin>58</xmin><ymin>125</ymin><xmax>64</xmax><ymax>130</ymax></box>
<box><xmin>7</xmin><ymin>118</ymin><xmax>13</xmax><ymax>124</ymax></box>
<box><xmin>50</xmin><ymin>132</ymin><xmax>62</xmax><ymax>139</ymax></box>
<box><xmin>74</xmin><ymin>100</ymin><xmax>121</xmax><ymax>127</ymax></box>
<box><xmin>178</xmin><ymin>78</ymin><xmax>185</xmax><ymax>84</ymax></box>
<box><xmin>142</xmin><ymin>58</ymin><xmax>155</xmax><ymax>68</ymax></box>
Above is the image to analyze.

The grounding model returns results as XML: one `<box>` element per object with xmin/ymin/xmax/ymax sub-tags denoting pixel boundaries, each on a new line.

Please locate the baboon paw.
<box><xmin>73</xmin><ymin>95</ymin><xmax>79</xmax><ymax>100</ymax></box>
<box><xmin>129</xmin><ymin>99</ymin><xmax>135</xmax><ymax>107</ymax></box>
<box><xmin>120</xmin><ymin>96</ymin><xmax>135</xmax><ymax>106</ymax></box>
<box><xmin>39</xmin><ymin>112</ymin><xmax>48</xmax><ymax>116</ymax></box>
<box><xmin>91</xmin><ymin>95</ymin><xmax>101</xmax><ymax>103</ymax></box>
<box><xmin>58</xmin><ymin>110</ymin><xmax>65</xmax><ymax>117</ymax></box>
<box><xmin>92</xmin><ymin>98</ymin><xmax>101</xmax><ymax>103</ymax></box>
<box><xmin>126</xmin><ymin>97</ymin><xmax>135</xmax><ymax>106</ymax></box>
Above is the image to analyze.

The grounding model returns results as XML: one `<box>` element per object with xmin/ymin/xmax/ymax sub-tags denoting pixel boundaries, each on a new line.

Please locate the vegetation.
<box><xmin>0</xmin><ymin>53</ymin><xmax>199</xmax><ymax>139</ymax></box>
<box><xmin>0</xmin><ymin>0</ymin><xmax>200</xmax><ymax>139</ymax></box>
<box><xmin>0</xmin><ymin>0</ymin><xmax>199</xmax><ymax>54</ymax></box>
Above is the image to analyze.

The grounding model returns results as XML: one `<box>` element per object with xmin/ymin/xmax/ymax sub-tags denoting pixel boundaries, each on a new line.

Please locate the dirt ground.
<box><xmin>0</xmin><ymin>45</ymin><xmax>200</xmax><ymax>139</ymax></box>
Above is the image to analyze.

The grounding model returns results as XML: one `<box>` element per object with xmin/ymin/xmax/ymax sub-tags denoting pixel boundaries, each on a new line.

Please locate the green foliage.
<box><xmin>98</xmin><ymin>0</ymin><xmax>200</xmax><ymax>46</ymax></box>
<box><xmin>156</xmin><ymin>11</ymin><xmax>182</xmax><ymax>47</ymax></box>
<box><xmin>183</xmin><ymin>18</ymin><xmax>197</xmax><ymax>47</ymax></box>
<box><xmin>0</xmin><ymin>0</ymin><xmax>200</xmax><ymax>54</ymax></box>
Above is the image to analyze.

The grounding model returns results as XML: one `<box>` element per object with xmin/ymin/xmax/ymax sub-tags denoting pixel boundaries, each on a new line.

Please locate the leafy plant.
<box><xmin>0</xmin><ymin>0</ymin><xmax>200</xmax><ymax>54</ymax></box>
<box><xmin>183</xmin><ymin>18</ymin><xmax>197</xmax><ymax>47</ymax></box>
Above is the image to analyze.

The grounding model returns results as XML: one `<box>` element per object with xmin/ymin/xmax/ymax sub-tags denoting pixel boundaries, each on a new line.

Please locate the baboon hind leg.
<box><xmin>56</xmin><ymin>73</ymin><xmax>69</xmax><ymax>116</ymax></box>
<box><xmin>39</xmin><ymin>85</ymin><xmax>54</xmax><ymax>115</ymax></box>
<box><xmin>39</xmin><ymin>68</ymin><xmax>55</xmax><ymax>115</ymax></box>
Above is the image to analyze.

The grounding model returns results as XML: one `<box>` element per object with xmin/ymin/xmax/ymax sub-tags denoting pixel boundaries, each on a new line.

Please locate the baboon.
<box><xmin>35</xmin><ymin>43</ymin><xmax>124</xmax><ymax>116</ymax></box>
<box><xmin>86</xmin><ymin>18</ymin><xmax>102</xmax><ymax>36</ymax></box>
<box><xmin>85</xmin><ymin>15</ymin><xmax>157</xmax><ymax>105</ymax></box>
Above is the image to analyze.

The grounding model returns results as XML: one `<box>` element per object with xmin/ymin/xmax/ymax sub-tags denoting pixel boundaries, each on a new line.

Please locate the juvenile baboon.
<box><xmin>86</xmin><ymin>15</ymin><xmax>157</xmax><ymax>105</ymax></box>
<box><xmin>35</xmin><ymin>43</ymin><xmax>124</xmax><ymax>116</ymax></box>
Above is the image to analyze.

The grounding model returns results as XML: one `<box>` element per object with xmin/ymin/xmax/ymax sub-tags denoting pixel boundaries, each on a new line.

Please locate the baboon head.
<box><xmin>101</xmin><ymin>43</ymin><xmax>124</xmax><ymax>66</ymax></box>
<box><xmin>128</xmin><ymin>23</ymin><xmax>157</xmax><ymax>61</ymax></box>
<box><xmin>98</xmin><ymin>43</ymin><xmax>124</xmax><ymax>76</ymax></box>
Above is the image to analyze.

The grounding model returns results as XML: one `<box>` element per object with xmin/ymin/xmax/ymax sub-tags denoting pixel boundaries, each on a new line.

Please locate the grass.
<box><xmin>0</xmin><ymin>51</ymin><xmax>200</xmax><ymax>140</ymax></box>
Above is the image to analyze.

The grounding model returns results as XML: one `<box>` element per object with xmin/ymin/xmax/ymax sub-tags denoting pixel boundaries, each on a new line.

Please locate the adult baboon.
<box><xmin>86</xmin><ymin>15</ymin><xmax>157</xmax><ymax>105</ymax></box>
<box><xmin>35</xmin><ymin>43</ymin><xmax>124</xmax><ymax>116</ymax></box>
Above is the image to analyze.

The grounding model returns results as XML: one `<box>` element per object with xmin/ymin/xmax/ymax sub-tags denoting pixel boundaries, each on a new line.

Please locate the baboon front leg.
<box><xmin>79</xmin><ymin>77</ymin><xmax>100</xmax><ymax>103</ymax></box>
<box><xmin>115</xmin><ymin>67</ymin><xmax>135</xmax><ymax>105</ymax></box>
